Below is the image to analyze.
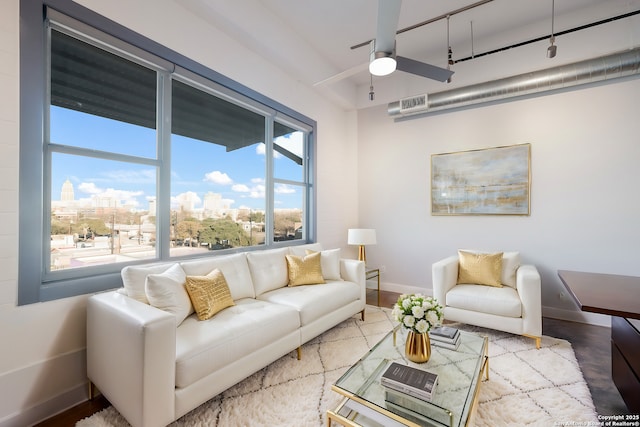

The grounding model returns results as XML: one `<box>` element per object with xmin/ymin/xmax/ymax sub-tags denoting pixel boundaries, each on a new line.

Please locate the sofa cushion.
<box><xmin>457</xmin><ymin>250</ymin><xmax>503</xmax><ymax>287</ymax></box>
<box><xmin>257</xmin><ymin>280</ymin><xmax>360</xmax><ymax>326</ymax></box>
<box><xmin>184</xmin><ymin>270</ymin><xmax>235</xmax><ymax>321</ymax></box>
<box><xmin>288</xmin><ymin>243</ymin><xmax>323</xmax><ymax>257</ymax></box>
<box><xmin>121</xmin><ymin>263</ymin><xmax>175</xmax><ymax>304</ymax></box>
<box><xmin>175</xmin><ymin>298</ymin><xmax>300</xmax><ymax>388</ymax></box>
<box><xmin>446</xmin><ymin>284</ymin><xmax>522</xmax><ymax>318</ymax></box>
<box><xmin>180</xmin><ymin>253</ymin><xmax>255</xmax><ymax>300</ymax></box>
<box><xmin>305</xmin><ymin>248</ymin><xmax>342</xmax><ymax>281</ymax></box>
<box><xmin>286</xmin><ymin>252</ymin><xmax>325</xmax><ymax>286</ymax></box>
<box><xmin>145</xmin><ymin>263</ymin><xmax>194</xmax><ymax>326</ymax></box>
<box><xmin>246</xmin><ymin>248</ymin><xmax>290</xmax><ymax>296</ymax></box>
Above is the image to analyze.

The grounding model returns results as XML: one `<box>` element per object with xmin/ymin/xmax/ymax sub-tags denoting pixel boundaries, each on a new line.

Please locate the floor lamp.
<box><xmin>348</xmin><ymin>229</ymin><xmax>376</xmax><ymax>264</ymax></box>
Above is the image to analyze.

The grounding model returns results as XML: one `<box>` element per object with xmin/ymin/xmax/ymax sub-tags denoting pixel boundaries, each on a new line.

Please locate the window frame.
<box><xmin>19</xmin><ymin>0</ymin><xmax>317</xmax><ymax>305</ymax></box>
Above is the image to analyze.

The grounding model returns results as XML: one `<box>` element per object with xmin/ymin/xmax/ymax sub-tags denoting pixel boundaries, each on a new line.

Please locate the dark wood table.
<box><xmin>558</xmin><ymin>270</ymin><xmax>640</xmax><ymax>412</ymax></box>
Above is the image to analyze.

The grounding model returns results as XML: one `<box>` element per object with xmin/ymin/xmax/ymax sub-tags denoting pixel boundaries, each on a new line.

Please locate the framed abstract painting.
<box><xmin>431</xmin><ymin>143</ymin><xmax>531</xmax><ymax>215</ymax></box>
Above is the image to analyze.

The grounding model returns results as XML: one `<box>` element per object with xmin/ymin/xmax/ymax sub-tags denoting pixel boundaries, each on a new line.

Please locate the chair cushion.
<box><xmin>257</xmin><ymin>280</ymin><xmax>360</xmax><ymax>326</ymax></box>
<box><xmin>446</xmin><ymin>284</ymin><xmax>522</xmax><ymax>318</ymax></box>
<box><xmin>175</xmin><ymin>299</ymin><xmax>299</xmax><ymax>388</ymax></box>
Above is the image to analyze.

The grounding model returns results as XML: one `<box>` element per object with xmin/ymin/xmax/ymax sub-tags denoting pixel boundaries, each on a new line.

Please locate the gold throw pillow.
<box><xmin>457</xmin><ymin>250</ymin><xmax>504</xmax><ymax>287</ymax></box>
<box><xmin>285</xmin><ymin>252</ymin><xmax>325</xmax><ymax>287</ymax></box>
<box><xmin>185</xmin><ymin>269</ymin><xmax>235</xmax><ymax>321</ymax></box>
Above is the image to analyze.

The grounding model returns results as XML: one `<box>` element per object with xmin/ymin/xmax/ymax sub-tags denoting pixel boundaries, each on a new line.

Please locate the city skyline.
<box><xmin>50</xmin><ymin>106</ymin><xmax>306</xmax><ymax>213</ymax></box>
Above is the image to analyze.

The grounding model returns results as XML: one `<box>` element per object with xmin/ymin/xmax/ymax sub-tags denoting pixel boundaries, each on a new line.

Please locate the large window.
<box><xmin>18</xmin><ymin>5</ymin><xmax>315</xmax><ymax>304</ymax></box>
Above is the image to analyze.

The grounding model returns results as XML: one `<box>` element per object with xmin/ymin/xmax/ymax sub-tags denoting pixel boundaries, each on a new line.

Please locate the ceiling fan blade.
<box><xmin>375</xmin><ymin>0</ymin><xmax>402</xmax><ymax>53</ymax></box>
<box><xmin>313</xmin><ymin>62</ymin><xmax>369</xmax><ymax>86</ymax></box>
<box><xmin>396</xmin><ymin>56</ymin><xmax>454</xmax><ymax>82</ymax></box>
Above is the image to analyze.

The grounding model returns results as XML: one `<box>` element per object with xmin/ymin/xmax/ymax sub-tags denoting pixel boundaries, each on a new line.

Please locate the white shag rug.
<box><xmin>78</xmin><ymin>306</ymin><xmax>598</xmax><ymax>427</ymax></box>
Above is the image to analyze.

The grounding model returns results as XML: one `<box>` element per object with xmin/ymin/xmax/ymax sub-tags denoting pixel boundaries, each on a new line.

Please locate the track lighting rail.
<box><xmin>454</xmin><ymin>9</ymin><xmax>640</xmax><ymax>63</ymax></box>
<box><xmin>350</xmin><ymin>0</ymin><xmax>494</xmax><ymax>50</ymax></box>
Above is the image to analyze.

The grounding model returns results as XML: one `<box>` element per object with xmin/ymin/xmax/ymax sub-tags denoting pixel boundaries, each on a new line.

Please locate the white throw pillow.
<box><xmin>501</xmin><ymin>251</ymin><xmax>521</xmax><ymax>288</ymax></box>
<box><xmin>288</xmin><ymin>243</ymin><xmax>323</xmax><ymax>257</ymax></box>
<box><xmin>121</xmin><ymin>263</ymin><xmax>174</xmax><ymax>304</ymax></box>
<box><xmin>306</xmin><ymin>248</ymin><xmax>342</xmax><ymax>281</ymax></box>
<box><xmin>145</xmin><ymin>263</ymin><xmax>194</xmax><ymax>326</ymax></box>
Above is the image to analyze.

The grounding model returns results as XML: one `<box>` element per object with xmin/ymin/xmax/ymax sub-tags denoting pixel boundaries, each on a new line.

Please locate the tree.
<box><xmin>274</xmin><ymin>210</ymin><xmax>301</xmax><ymax>239</ymax></box>
<box><xmin>176</xmin><ymin>219</ymin><xmax>201</xmax><ymax>246</ymax></box>
<box><xmin>199</xmin><ymin>218</ymin><xmax>251</xmax><ymax>249</ymax></box>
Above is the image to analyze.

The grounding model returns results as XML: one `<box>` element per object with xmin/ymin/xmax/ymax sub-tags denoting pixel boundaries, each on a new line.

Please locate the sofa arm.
<box><xmin>340</xmin><ymin>259</ymin><xmax>366</xmax><ymax>301</ymax></box>
<box><xmin>432</xmin><ymin>255</ymin><xmax>459</xmax><ymax>306</ymax></box>
<box><xmin>516</xmin><ymin>264</ymin><xmax>542</xmax><ymax>337</ymax></box>
<box><xmin>87</xmin><ymin>291</ymin><xmax>176</xmax><ymax>427</ymax></box>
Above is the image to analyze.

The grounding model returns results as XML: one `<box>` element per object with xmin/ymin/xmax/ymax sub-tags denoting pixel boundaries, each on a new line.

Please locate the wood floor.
<box><xmin>35</xmin><ymin>289</ymin><xmax>630</xmax><ymax>426</ymax></box>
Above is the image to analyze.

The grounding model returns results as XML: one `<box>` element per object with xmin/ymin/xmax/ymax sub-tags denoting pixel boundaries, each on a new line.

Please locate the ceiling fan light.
<box><xmin>369</xmin><ymin>53</ymin><xmax>396</xmax><ymax>76</ymax></box>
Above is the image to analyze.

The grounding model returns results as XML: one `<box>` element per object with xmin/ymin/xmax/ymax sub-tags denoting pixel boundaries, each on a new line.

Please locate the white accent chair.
<box><xmin>432</xmin><ymin>251</ymin><xmax>542</xmax><ymax>348</ymax></box>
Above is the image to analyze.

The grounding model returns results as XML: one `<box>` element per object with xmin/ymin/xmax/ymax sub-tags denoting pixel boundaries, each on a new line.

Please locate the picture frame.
<box><xmin>431</xmin><ymin>143</ymin><xmax>531</xmax><ymax>215</ymax></box>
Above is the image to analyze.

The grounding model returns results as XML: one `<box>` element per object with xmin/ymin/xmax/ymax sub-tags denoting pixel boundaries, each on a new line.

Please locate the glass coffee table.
<box><xmin>328</xmin><ymin>326</ymin><xmax>488</xmax><ymax>427</ymax></box>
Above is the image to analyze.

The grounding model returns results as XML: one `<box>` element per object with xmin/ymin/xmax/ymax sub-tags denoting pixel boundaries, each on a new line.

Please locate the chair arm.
<box><xmin>340</xmin><ymin>259</ymin><xmax>366</xmax><ymax>300</ymax></box>
<box><xmin>432</xmin><ymin>255</ymin><xmax>459</xmax><ymax>305</ymax></box>
<box><xmin>87</xmin><ymin>291</ymin><xmax>176</xmax><ymax>427</ymax></box>
<box><xmin>516</xmin><ymin>264</ymin><xmax>542</xmax><ymax>337</ymax></box>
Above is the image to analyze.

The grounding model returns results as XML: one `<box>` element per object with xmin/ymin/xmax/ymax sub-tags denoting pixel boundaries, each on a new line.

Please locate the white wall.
<box><xmin>0</xmin><ymin>0</ymin><xmax>359</xmax><ymax>425</ymax></box>
<box><xmin>357</xmin><ymin>76</ymin><xmax>640</xmax><ymax>322</ymax></box>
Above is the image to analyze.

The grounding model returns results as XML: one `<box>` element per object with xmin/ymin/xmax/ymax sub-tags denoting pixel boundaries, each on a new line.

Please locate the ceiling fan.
<box><xmin>314</xmin><ymin>0</ymin><xmax>454</xmax><ymax>87</ymax></box>
<box><xmin>368</xmin><ymin>0</ymin><xmax>453</xmax><ymax>81</ymax></box>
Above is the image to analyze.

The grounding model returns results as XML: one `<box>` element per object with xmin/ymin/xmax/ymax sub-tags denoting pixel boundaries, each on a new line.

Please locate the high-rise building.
<box><xmin>61</xmin><ymin>179</ymin><xmax>74</xmax><ymax>201</ymax></box>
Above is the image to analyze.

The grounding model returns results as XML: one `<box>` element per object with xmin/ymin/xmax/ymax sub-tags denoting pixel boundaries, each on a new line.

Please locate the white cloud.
<box><xmin>171</xmin><ymin>191</ymin><xmax>202</xmax><ymax>210</ymax></box>
<box><xmin>232</xmin><ymin>184</ymin><xmax>250</xmax><ymax>192</ymax></box>
<box><xmin>274</xmin><ymin>132</ymin><xmax>304</xmax><ymax>158</ymax></box>
<box><xmin>76</xmin><ymin>182</ymin><xmax>144</xmax><ymax>207</ymax></box>
<box><xmin>204</xmin><ymin>171</ymin><xmax>233</xmax><ymax>185</ymax></box>
<box><xmin>78</xmin><ymin>182</ymin><xmax>101</xmax><ymax>194</ymax></box>
<box><xmin>103</xmin><ymin>169</ymin><xmax>155</xmax><ymax>184</ymax></box>
<box><xmin>275</xmin><ymin>184</ymin><xmax>296</xmax><ymax>194</ymax></box>
<box><xmin>249</xmin><ymin>184</ymin><xmax>265</xmax><ymax>199</ymax></box>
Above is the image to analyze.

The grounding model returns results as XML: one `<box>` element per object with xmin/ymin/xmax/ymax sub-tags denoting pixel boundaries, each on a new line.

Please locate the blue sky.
<box><xmin>51</xmin><ymin>107</ymin><xmax>304</xmax><ymax>212</ymax></box>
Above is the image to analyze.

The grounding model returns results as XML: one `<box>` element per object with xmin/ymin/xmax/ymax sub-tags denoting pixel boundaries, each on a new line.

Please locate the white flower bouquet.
<box><xmin>392</xmin><ymin>294</ymin><xmax>443</xmax><ymax>334</ymax></box>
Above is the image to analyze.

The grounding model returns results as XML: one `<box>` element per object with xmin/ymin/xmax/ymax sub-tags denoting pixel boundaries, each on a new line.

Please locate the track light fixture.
<box><xmin>547</xmin><ymin>0</ymin><xmax>557</xmax><ymax>58</ymax></box>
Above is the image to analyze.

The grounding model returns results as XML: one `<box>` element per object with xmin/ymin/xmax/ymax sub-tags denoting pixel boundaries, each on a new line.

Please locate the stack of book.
<box><xmin>429</xmin><ymin>325</ymin><xmax>461</xmax><ymax>350</ymax></box>
<box><xmin>381</xmin><ymin>361</ymin><xmax>439</xmax><ymax>402</ymax></box>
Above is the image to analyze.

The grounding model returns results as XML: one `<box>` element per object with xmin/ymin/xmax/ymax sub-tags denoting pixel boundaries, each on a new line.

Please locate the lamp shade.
<box><xmin>348</xmin><ymin>229</ymin><xmax>377</xmax><ymax>246</ymax></box>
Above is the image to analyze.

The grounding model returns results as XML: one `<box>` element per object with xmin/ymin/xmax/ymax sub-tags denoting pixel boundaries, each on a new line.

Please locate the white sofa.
<box><xmin>432</xmin><ymin>251</ymin><xmax>542</xmax><ymax>348</ymax></box>
<box><xmin>87</xmin><ymin>243</ymin><xmax>365</xmax><ymax>427</ymax></box>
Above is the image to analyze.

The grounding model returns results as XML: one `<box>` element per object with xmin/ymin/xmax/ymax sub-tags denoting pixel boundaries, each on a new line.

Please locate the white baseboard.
<box><xmin>379</xmin><ymin>282</ymin><xmax>430</xmax><ymax>297</ymax></box>
<box><xmin>379</xmin><ymin>282</ymin><xmax>611</xmax><ymax>328</ymax></box>
<box><xmin>0</xmin><ymin>349</ymin><xmax>88</xmax><ymax>427</ymax></box>
<box><xmin>0</xmin><ymin>383</ymin><xmax>87</xmax><ymax>427</ymax></box>
<box><xmin>542</xmin><ymin>306</ymin><xmax>611</xmax><ymax>327</ymax></box>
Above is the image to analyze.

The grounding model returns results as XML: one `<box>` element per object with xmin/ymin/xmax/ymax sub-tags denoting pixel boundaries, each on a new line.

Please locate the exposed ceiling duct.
<box><xmin>388</xmin><ymin>47</ymin><xmax>640</xmax><ymax>118</ymax></box>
